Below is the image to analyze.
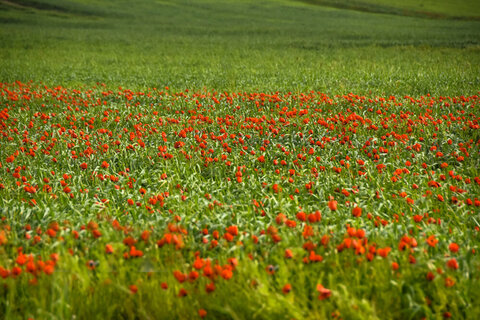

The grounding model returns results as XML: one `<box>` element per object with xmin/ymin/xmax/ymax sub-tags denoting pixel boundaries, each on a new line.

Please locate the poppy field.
<box><xmin>1</xmin><ymin>0</ymin><xmax>480</xmax><ymax>319</ymax></box>
<box><xmin>1</xmin><ymin>81</ymin><xmax>479</xmax><ymax>319</ymax></box>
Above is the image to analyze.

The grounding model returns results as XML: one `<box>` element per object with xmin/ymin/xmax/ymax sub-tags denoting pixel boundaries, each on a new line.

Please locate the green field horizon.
<box><xmin>1</xmin><ymin>0</ymin><xmax>480</xmax><ymax>95</ymax></box>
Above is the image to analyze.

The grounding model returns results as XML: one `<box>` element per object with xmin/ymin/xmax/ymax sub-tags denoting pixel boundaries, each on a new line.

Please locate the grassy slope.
<box><xmin>0</xmin><ymin>0</ymin><xmax>479</xmax><ymax>95</ymax></box>
<box><xmin>299</xmin><ymin>0</ymin><xmax>480</xmax><ymax>19</ymax></box>
<box><xmin>363</xmin><ymin>0</ymin><xmax>480</xmax><ymax>18</ymax></box>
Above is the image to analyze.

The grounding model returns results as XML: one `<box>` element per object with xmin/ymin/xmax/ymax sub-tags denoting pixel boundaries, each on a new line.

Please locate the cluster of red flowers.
<box><xmin>0</xmin><ymin>82</ymin><xmax>479</xmax><ymax>318</ymax></box>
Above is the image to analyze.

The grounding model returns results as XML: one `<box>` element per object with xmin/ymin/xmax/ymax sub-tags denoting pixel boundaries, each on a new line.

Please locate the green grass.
<box><xmin>1</xmin><ymin>0</ymin><xmax>480</xmax><ymax>95</ymax></box>
<box><xmin>300</xmin><ymin>0</ymin><xmax>480</xmax><ymax>19</ymax></box>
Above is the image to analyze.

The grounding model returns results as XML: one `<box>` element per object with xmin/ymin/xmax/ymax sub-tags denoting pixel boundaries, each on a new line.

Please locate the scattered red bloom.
<box><xmin>129</xmin><ymin>284</ymin><xmax>138</xmax><ymax>294</ymax></box>
<box><xmin>328</xmin><ymin>200</ymin><xmax>338</xmax><ymax>211</ymax></box>
<box><xmin>317</xmin><ymin>284</ymin><xmax>331</xmax><ymax>300</ymax></box>
<box><xmin>282</xmin><ymin>284</ymin><xmax>292</xmax><ymax>294</ymax></box>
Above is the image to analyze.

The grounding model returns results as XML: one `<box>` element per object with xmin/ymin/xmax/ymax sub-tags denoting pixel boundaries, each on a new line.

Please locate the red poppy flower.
<box><xmin>446</xmin><ymin>258</ymin><xmax>459</xmax><ymax>270</ymax></box>
<box><xmin>266</xmin><ymin>264</ymin><xmax>276</xmax><ymax>275</ymax></box>
<box><xmin>86</xmin><ymin>260</ymin><xmax>97</xmax><ymax>270</ymax></box>
<box><xmin>328</xmin><ymin>200</ymin><xmax>338</xmax><ymax>211</ymax></box>
<box><xmin>449</xmin><ymin>243</ymin><xmax>459</xmax><ymax>253</ymax></box>
<box><xmin>205</xmin><ymin>282</ymin><xmax>215</xmax><ymax>293</ymax></box>
<box><xmin>317</xmin><ymin>284</ymin><xmax>331</xmax><ymax>300</ymax></box>
<box><xmin>129</xmin><ymin>284</ymin><xmax>138</xmax><ymax>294</ymax></box>
<box><xmin>198</xmin><ymin>309</ymin><xmax>207</xmax><ymax>318</ymax></box>
<box><xmin>445</xmin><ymin>277</ymin><xmax>455</xmax><ymax>287</ymax></box>
<box><xmin>426</xmin><ymin>271</ymin><xmax>435</xmax><ymax>281</ymax></box>
<box><xmin>105</xmin><ymin>244</ymin><xmax>114</xmax><ymax>254</ymax></box>
<box><xmin>426</xmin><ymin>235</ymin><xmax>438</xmax><ymax>247</ymax></box>
<box><xmin>178</xmin><ymin>288</ymin><xmax>188</xmax><ymax>297</ymax></box>
<box><xmin>377</xmin><ymin>247</ymin><xmax>391</xmax><ymax>258</ymax></box>
<box><xmin>352</xmin><ymin>206</ymin><xmax>362</xmax><ymax>217</ymax></box>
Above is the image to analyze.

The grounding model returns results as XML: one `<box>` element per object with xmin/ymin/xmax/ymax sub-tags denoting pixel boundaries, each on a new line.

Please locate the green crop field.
<box><xmin>0</xmin><ymin>0</ymin><xmax>480</xmax><ymax>319</ymax></box>
<box><xmin>301</xmin><ymin>0</ymin><xmax>480</xmax><ymax>19</ymax></box>
<box><xmin>1</xmin><ymin>0</ymin><xmax>480</xmax><ymax>94</ymax></box>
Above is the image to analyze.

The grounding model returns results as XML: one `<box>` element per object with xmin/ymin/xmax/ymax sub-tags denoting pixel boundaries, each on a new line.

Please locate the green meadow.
<box><xmin>301</xmin><ymin>0</ymin><xmax>480</xmax><ymax>19</ymax></box>
<box><xmin>1</xmin><ymin>0</ymin><xmax>480</xmax><ymax>94</ymax></box>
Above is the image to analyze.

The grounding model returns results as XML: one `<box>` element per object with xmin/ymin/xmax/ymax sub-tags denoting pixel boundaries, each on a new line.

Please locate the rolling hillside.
<box><xmin>1</xmin><ymin>0</ymin><xmax>479</xmax><ymax>94</ymax></box>
<box><xmin>299</xmin><ymin>0</ymin><xmax>480</xmax><ymax>19</ymax></box>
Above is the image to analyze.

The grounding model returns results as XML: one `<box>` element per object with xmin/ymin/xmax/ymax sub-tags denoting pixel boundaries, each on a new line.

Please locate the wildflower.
<box><xmin>426</xmin><ymin>271</ymin><xmax>435</xmax><ymax>281</ymax></box>
<box><xmin>178</xmin><ymin>288</ymin><xmax>188</xmax><ymax>297</ymax></box>
<box><xmin>426</xmin><ymin>235</ymin><xmax>438</xmax><ymax>248</ymax></box>
<box><xmin>173</xmin><ymin>270</ymin><xmax>186</xmax><ymax>283</ymax></box>
<box><xmin>266</xmin><ymin>264</ymin><xmax>276</xmax><ymax>275</ymax></box>
<box><xmin>328</xmin><ymin>200</ymin><xmax>338</xmax><ymax>211</ymax></box>
<box><xmin>296</xmin><ymin>211</ymin><xmax>306</xmax><ymax>221</ymax></box>
<box><xmin>129</xmin><ymin>284</ymin><xmax>138</xmax><ymax>294</ymax></box>
<box><xmin>221</xmin><ymin>268</ymin><xmax>233</xmax><ymax>280</ymax></box>
<box><xmin>377</xmin><ymin>247</ymin><xmax>391</xmax><ymax>258</ymax></box>
<box><xmin>449</xmin><ymin>243</ymin><xmax>459</xmax><ymax>253</ymax></box>
<box><xmin>226</xmin><ymin>225</ymin><xmax>238</xmax><ymax>236</ymax></box>
<box><xmin>16</xmin><ymin>253</ymin><xmax>27</xmax><ymax>265</ymax></box>
<box><xmin>205</xmin><ymin>282</ymin><xmax>215</xmax><ymax>293</ymax></box>
<box><xmin>272</xmin><ymin>184</ymin><xmax>281</xmax><ymax>193</ymax></box>
<box><xmin>0</xmin><ymin>267</ymin><xmax>9</xmax><ymax>278</ymax></box>
<box><xmin>445</xmin><ymin>277</ymin><xmax>455</xmax><ymax>287</ymax></box>
<box><xmin>12</xmin><ymin>266</ymin><xmax>22</xmax><ymax>277</ymax></box>
<box><xmin>317</xmin><ymin>284</ymin><xmax>331</xmax><ymax>300</ymax></box>
<box><xmin>86</xmin><ymin>260</ymin><xmax>98</xmax><ymax>270</ymax></box>
<box><xmin>141</xmin><ymin>230</ymin><xmax>150</xmax><ymax>242</ymax></box>
<box><xmin>43</xmin><ymin>262</ymin><xmax>54</xmax><ymax>275</ymax></box>
<box><xmin>198</xmin><ymin>309</ymin><xmax>207</xmax><ymax>318</ymax></box>
<box><xmin>105</xmin><ymin>244</ymin><xmax>114</xmax><ymax>254</ymax></box>
<box><xmin>276</xmin><ymin>213</ymin><xmax>287</xmax><ymax>225</ymax></box>
<box><xmin>352</xmin><ymin>206</ymin><xmax>362</xmax><ymax>217</ymax></box>
<box><xmin>446</xmin><ymin>258</ymin><xmax>459</xmax><ymax>270</ymax></box>
<box><xmin>188</xmin><ymin>270</ymin><xmax>199</xmax><ymax>282</ymax></box>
